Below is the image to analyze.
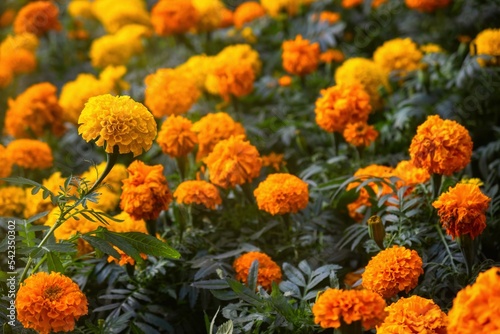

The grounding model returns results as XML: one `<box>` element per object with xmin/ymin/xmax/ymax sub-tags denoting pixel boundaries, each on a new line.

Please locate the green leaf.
<box><xmin>46</xmin><ymin>252</ymin><xmax>64</xmax><ymax>273</ymax></box>
<box><xmin>25</xmin><ymin>211</ymin><xmax>50</xmax><ymax>224</ymax></box>
<box><xmin>247</xmin><ymin>260</ymin><xmax>259</xmax><ymax>292</ymax></box>
<box><xmin>107</xmin><ymin>231</ymin><xmax>181</xmax><ymax>260</ymax></box>
<box><xmin>216</xmin><ymin>320</ymin><xmax>233</xmax><ymax>334</ymax></box>
<box><xmin>81</xmin><ymin>234</ymin><xmax>120</xmax><ymax>259</ymax></box>
<box><xmin>283</xmin><ymin>263</ymin><xmax>306</xmax><ymax>287</ymax></box>
<box><xmin>101</xmin><ymin>230</ymin><xmax>142</xmax><ymax>262</ymax></box>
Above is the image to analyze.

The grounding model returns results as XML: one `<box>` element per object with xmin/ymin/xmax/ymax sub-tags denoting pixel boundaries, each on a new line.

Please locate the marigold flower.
<box><xmin>208</xmin><ymin>63</ymin><xmax>255</xmax><ymax>101</ymax></box>
<box><xmin>315</xmin><ymin>83</ymin><xmax>372</xmax><ymax>133</ymax></box>
<box><xmin>373</xmin><ymin>38</ymin><xmax>423</xmax><ymax>76</ymax></box>
<box><xmin>151</xmin><ymin>0</ymin><xmax>199</xmax><ymax>36</ymax></box>
<box><xmin>233</xmin><ymin>252</ymin><xmax>282</xmax><ymax>291</ymax></box>
<box><xmin>14</xmin><ymin>1</ymin><xmax>61</xmax><ymax>36</ymax></box>
<box><xmin>0</xmin><ymin>8</ymin><xmax>16</xmax><ymax>27</ymax></box>
<box><xmin>313</xmin><ymin>288</ymin><xmax>387</xmax><ymax>329</ymax></box>
<box><xmin>459</xmin><ymin>177</ymin><xmax>484</xmax><ymax>186</ymax></box>
<box><xmin>278</xmin><ymin>75</ymin><xmax>292</xmax><ymax>87</ymax></box>
<box><xmin>120</xmin><ymin>160</ymin><xmax>172</xmax><ymax>220</ymax></box>
<box><xmin>393</xmin><ymin>160</ymin><xmax>430</xmax><ymax>190</ymax></box>
<box><xmin>405</xmin><ymin>0</ymin><xmax>452</xmax><ymax>12</ymax></box>
<box><xmin>377</xmin><ymin>295</ymin><xmax>447</xmax><ymax>333</ymax></box>
<box><xmin>320</xmin><ymin>49</ymin><xmax>345</xmax><ymax>64</ymax></box>
<box><xmin>91</xmin><ymin>0</ymin><xmax>151</xmax><ymax>34</ymax></box>
<box><xmin>372</xmin><ymin>0</ymin><xmax>388</xmax><ymax>7</ymax></box>
<box><xmin>68</xmin><ymin>0</ymin><xmax>94</xmax><ymax>18</ymax></box>
<box><xmin>176</xmin><ymin>55</ymin><xmax>214</xmax><ymax>91</ymax></box>
<box><xmin>78</xmin><ymin>94</ymin><xmax>157</xmax><ymax>156</ymax></box>
<box><xmin>0</xmin><ymin>186</ymin><xmax>26</xmax><ymax>217</ymax></box>
<box><xmin>343</xmin><ymin>122</ymin><xmax>378</xmax><ymax>147</ymax></box>
<box><xmin>344</xmin><ymin>270</ymin><xmax>363</xmax><ymax>289</ymax></box>
<box><xmin>0</xmin><ymin>33</ymin><xmax>38</xmax><ymax>75</ymax></box>
<box><xmin>447</xmin><ymin>267</ymin><xmax>500</xmax><ymax>333</ymax></box>
<box><xmin>317</xmin><ymin>11</ymin><xmax>341</xmax><ymax>25</ymax></box>
<box><xmin>45</xmin><ymin>207</ymin><xmax>100</xmax><ymax>243</ymax></box>
<box><xmin>5</xmin><ymin>82</ymin><xmax>65</xmax><ymax>139</ymax></box>
<box><xmin>421</xmin><ymin>43</ymin><xmax>444</xmax><ymax>54</ymax></box>
<box><xmin>192</xmin><ymin>0</ymin><xmax>225</xmax><ymax>32</ymax></box>
<box><xmin>261</xmin><ymin>0</ymin><xmax>317</xmax><ymax>17</ymax></box>
<box><xmin>204</xmin><ymin>136</ymin><xmax>261</xmax><ymax>189</ymax></box>
<box><xmin>409</xmin><ymin>115</ymin><xmax>473</xmax><ymax>176</ymax></box>
<box><xmin>215</xmin><ymin>44</ymin><xmax>262</xmax><ymax>76</ymax></box>
<box><xmin>174</xmin><ymin>180</ymin><xmax>222</xmax><ymax>209</ymax></box>
<box><xmin>234</xmin><ymin>2</ymin><xmax>266</xmax><ymax>28</ymax></box>
<box><xmin>157</xmin><ymin>115</ymin><xmax>198</xmax><ymax>158</ymax></box>
<box><xmin>192</xmin><ymin>113</ymin><xmax>246</xmax><ymax>160</ymax></box>
<box><xmin>471</xmin><ymin>28</ymin><xmax>500</xmax><ymax>66</ymax></box>
<box><xmin>0</xmin><ymin>145</ymin><xmax>13</xmax><ymax>179</ymax></box>
<box><xmin>261</xmin><ymin>153</ymin><xmax>286</xmax><ymax>171</ymax></box>
<box><xmin>108</xmin><ymin>247</ymin><xmax>148</xmax><ymax>266</ymax></box>
<box><xmin>106</xmin><ymin>211</ymin><xmax>149</xmax><ymax>233</ymax></box>
<box><xmin>362</xmin><ymin>245</ymin><xmax>423</xmax><ymax>299</ymax></box>
<box><xmin>7</xmin><ymin>139</ymin><xmax>53</xmax><ymax>170</ymax></box>
<box><xmin>282</xmin><ymin>35</ymin><xmax>320</xmax><ymax>76</ymax></box>
<box><xmin>342</xmin><ymin>0</ymin><xmax>363</xmax><ymax>8</ymax></box>
<box><xmin>16</xmin><ymin>272</ymin><xmax>88</xmax><ymax>334</ymax></box>
<box><xmin>0</xmin><ymin>63</ymin><xmax>13</xmax><ymax>88</ymax></box>
<box><xmin>335</xmin><ymin>57</ymin><xmax>389</xmax><ymax>111</ymax></box>
<box><xmin>254</xmin><ymin>173</ymin><xmax>308</xmax><ymax>215</ymax></box>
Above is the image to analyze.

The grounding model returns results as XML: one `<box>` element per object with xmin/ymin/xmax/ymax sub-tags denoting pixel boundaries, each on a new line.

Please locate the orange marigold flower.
<box><xmin>0</xmin><ymin>8</ymin><xmax>16</xmax><ymax>28</ymax></box>
<box><xmin>14</xmin><ymin>1</ymin><xmax>61</xmax><ymax>36</ymax></box>
<box><xmin>192</xmin><ymin>112</ymin><xmax>246</xmax><ymax>160</ymax></box>
<box><xmin>5</xmin><ymin>82</ymin><xmax>65</xmax><ymax>138</ymax></box>
<box><xmin>233</xmin><ymin>251</ymin><xmax>282</xmax><ymax>291</ymax></box>
<box><xmin>317</xmin><ymin>11</ymin><xmax>341</xmax><ymax>25</ymax></box>
<box><xmin>393</xmin><ymin>160</ymin><xmax>430</xmax><ymax>189</ymax></box>
<box><xmin>342</xmin><ymin>0</ymin><xmax>363</xmax><ymax>8</ymax></box>
<box><xmin>157</xmin><ymin>115</ymin><xmax>198</xmax><ymax>158</ymax></box>
<box><xmin>176</xmin><ymin>54</ymin><xmax>214</xmax><ymax>91</ymax></box>
<box><xmin>204</xmin><ymin>135</ymin><xmax>262</xmax><ymax>189</ymax></box>
<box><xmin>432</xmin><ymin>183</ymin><xmax>490</xmax><ymax>240</ymax></box>
<box><xmin>372</xmin><ymin>0</ymin><xmax>388</xmax><ymax>7</ymax></box>
<box><xmin>312</xmin><ymin>288</ymin><xmax>387</xmax><ymax>330</ymax></box>
<box><xmin>0</xmin><ymin>144</ymin><xmax>13</xmax><ymax>179</ymax></box>
<box><xmin>447</xmin><ymin>267</ymin><xmax>500</xmax><ymax>333</ymax></box>
<box><xmin>405</xmin><ymin>0</ymin><xmax>452</xmax><ymax>12</ymax></box>
<box><xmin>120</xmin><ymin>160</ymin><xmax>172</xmax><ymax>220</ymax></box>
<box><xmin>261</xmin><ymin>152</ymin><xmax>286</xmax><ymax>171</ymax></box>
<box><xmin>0</xmin><ymin>186</ymin><xmax>26</xmax><ymax>217</ymax></box>
<box><xmin>219</xmin><ymin>8</ymin><xmax>234</xmax><ymax>28</ymax></box>
<box><xmin>7</xmin><ymin>139</ymin><xmax>53</xmax><ymax>170</ymax></box>
<box><xmin>254</xmin><ymin>173</ymin><xmax>308</xmax><ymax>215</ymax></box>
<box><xmin>151</xmin><ymin>0</ymin><xmax>199</xmax><ymax>36</ymax></box>
<box><xmin>315</xmin><ymin>83</ymin><xmax>372</xmax><ymax>133</ymax></box>
<box><xmin>16</xmin><ymin>272</ymin><xmax>88</xmax><ymax>334</ymax></box>
<box><xmin>373</xmin><ymin>38</ymin><xmax>423</xmax><ymax>76</ymax></box>
<box><xmin>174</xmin><ymin>180</ymin><xmax>222</xmax><ymax>209</ymax></box>
<box><xmin>471</xmin><ymin>28</ymin><xmax>500</xmax><ymax>67</ymax></box>
<box><xmin>210</xmin><ymin>63</ymin><xmax>255</xmax><ymax>101</ymax></box>
<box><xmin>409</xmin><ymin>115</ymin><xmax>473</xmax><ymax>176</ymax></box>
<box><xmin>0</xmin><ymin>63</ymin><xmax>13</xmax><ymax>88</ymax></box>
<box><xmin>78</xmin><ymin>94</ymin><xmax>157</xmax><ymax>157</ymax></box>
<box><xmin>278</xmin><ymin>75</ymin><xmax>292</xmax><ymax>87</ymax></box>
<box><xmin>234</xmin><ymin>2</ymin><xmax>266</xmax><ymax>28</ymax></box>
<box><xmin>362</xmin><ymin>245</ymin><xmax>423</xmax><ymax>299</ymax></box>
<box><xmin>320</xmin><ymin>49</ymin><xmax>345</xmax><ymax>64</ymax></box>
<box><xmin>282</xmin><ymin>35</ymin><xmax>320</xmax><ymax>76</ymax></box>
<box><xmin>108</xmin><ymin>247</ymin><xmax>148</xmax><ymax>266</ymax></box>
<box><xmin>343</xmin><ymin>122</ymin><xmax>378</xmax><ymax>147</ymax></box>
<box><xmin>377</xmin><ymin>295</ymin><xmax>447</xmax><ymax>334</ymax></box>
<box><xmin>344</xmin><ymin>269</ymin><xmax>363</xmax><ymax>290</ymax></box>
<box><xmin>192</xmin><ymin>0</ymin><xmax>225</xmax><ymax>32</ymax></box>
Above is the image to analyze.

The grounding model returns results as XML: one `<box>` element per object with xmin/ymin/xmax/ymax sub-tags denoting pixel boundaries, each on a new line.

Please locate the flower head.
<box><xmin>317</xmin><ymin>11</ymin><xmax>341</xmax><ymax>25</ymax></box>
<box><xmin>0</xmin><ymin>186</ymin><xmax>26</xmax><ymax>217</ymax></box>
<box><xmin>282</xmin><ymin>35</ymin><xmax>320</xmax><ymax>76</ymax></box>
<box><xmin>157</xmin><ymin>115</ymin><xmax>198</xmax><ymax>157</ymax></box>
<box><xmin>393</xmin><ymin>160</ymin><xmax>430</xmax><ymax>189</ymax></box>
<box><xmin>261</xmin><ymin>153</ymin><xmax>286</xmax><ymax>171</ymax></box>
<box><xmin>7</xmin><ymin>139</ymin><xmax>53</xmax><ymax>170</ymax></box>
<box><xmin>278</xmin><ymin>75</ymin><xmax>292</xmax><ymax>87</ymax></box>
<box><xmin>471</xmin><ymin>28</ymin><xmax>500</xmax><ymax>66</ymax></box>
<box><xmin>320</xmin><ymin>49</ymin><xmax>345</xmax><ymax>64</ymax></box>
<box><xmin>313</xmin><ymin>289</ymin><xmax>387</xmax><ymax>330</ymax></box>
<box><xmin>409</xmin><ymin>115</ymin><xmax>473</xmax><ymax>175</ymax></box>
<box><xmin>234</xmin><ymin>2</ymin><xmax>266</xmax><ymax>28</ymax></box>
<box><xmin>0</xmin><ymin>63</ymin><xmax>13</xmax><ymax>88</ymax></box>
<box><xmin>373</xmin><ymin>38</ymin><xmax>423</xmax><ymax>76</ymax></box>
<box><xmin>254</xmin><ymin>173</ymin><xmax>309</xmax><ymax>215</ymax></box>
<box><xmin>342</xmin><ymin>0</ymin><xmax>363</xmax><ymax>8</ymax></box>
<box><xmin>174</xmin><ymin>180</ymin><xmax>222</xmax><ymax>209</ymax></box>
<box><xmin>78</xmin><ymin>94</ymin><xmax>157</xmax><ymax>156</ymax></box>
<box><xmin>0</xmin><ymin>33</ymin><xmax>39</xmax><ymax>75</ymax></box>
<box><xmin>362</xmin><ymin>245</ymin><xmax>423</xmax><ymax>299</ymax></box>
<box><xmin>207</xmin><ymin>63</ymin><xmax>255</xmax><ymax>101</ymax></box>
<box><xmin>106</xmin><ymin>211</ymin><xmax>149</xmax><ymax>233</ymax></box>
<box><xmin>0</xmin><ymin>145</ymin><xmax>13</xmax><ymax>179</ymax></box>
<box><xmin>176</xmin><ymin>55</ymin><xmax>214</xmax><ymax>90</ymax></box>
<box><xmin>233</xmin><ymin>252</ymin><xmax>282</xmax><ymax>291</ymax></box>
<box><xmin>108</xmin><ymin>247</ymin><xmax>148</xmax><ymax>266</ymax></box>
<box><xmin>68</xmin><ymin>0</ymin><xmax>93</xmax><ymax>18</ymax></box>
<box><xmin>91</xmin><ymin>0</ymin><xmax>151</xmax><ymax>34</ymax></box>
<box><xmin>151</xmin><ymin>0</ymin><xmax>199</xmax><ymax>36</ymax></box>
<box><xmin>405</xmin><ymin>0</ymin><xmax>452</xmax><ymax>12</ymax></box>
<box><xmin>16</xmin><ymin>272</ymin><xmax>88</xmax><ymax>334</ymax></box>
<box><xmin>343</xmin><ymin>122</ymin><xmax>378</xmax><ymax>147</ymax></box>
<box><xmin>421</xmin><ymin>43</ymin><xmax>444</xmax><ymax>54</ymax></box>
<box><xmin>14</xmin><ymin>1</ymin><xmax>61</xmax><ymax>36</ymax></box>
<box><xmin>192</xmin><ymin>0</ymin><xmax>225</xmax><ymax>32</ymax></box>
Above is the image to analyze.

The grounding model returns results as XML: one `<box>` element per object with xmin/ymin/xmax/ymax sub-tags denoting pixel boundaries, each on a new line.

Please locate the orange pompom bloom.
<box><xmin>318</xmin><ymin>11</ymin><xmax>341</xmax><ymax>25</ymax></box>
<box><xmin>405</xmin><ymin>0</ymin><xmax>452</xmax><ymax>12</ymax></box>
<box><xmin>0</xmin><ymin>145</ymin><xmax>13</xmax><ymax>179</ymax></box>
<box><xmin>393</xmin><ymin>160</ymin><xmax>430</xmax><ymax>189</ymax></box>
<box><xmin>315</xmin><ymin>83</ymin><xmax>372</xmax><ymax>133</ymax></box>
<box><xmin>7</xmin><ymin>139</ymin><xmax>53</xmax><ymax>170</ymax></box>
<box><xmin>313</xmin><ymin>289</ymin><xmax>387</xmax><ymax>330</ymax></box>
<box><xmin>282</xmin><ymin>35</ymin><xmax>320</xmax><ymax>76</ymax></box>
<box><xmin>174</xmin><ymin>180</ymin><xmax>222</xmax><ymax>209</ymax></box>
<box><xmin>278</xmin><ymin>75</ymin><xmax>292</xmax><ymax>87</ymax></box>
<box><xmin>377</xmin><ymin>295</ymin><xmax>447</xmax><ymax>333</ymax></box>
<box><xmin>409</xmin><ymin>115</ymin><xmax>473</xmax><ymax>176</ymax></box>
<box><xmin>211</xmin><ymin>63</ymin><xmax>255</xmax><ymax>101</ymax></box>
<box><xmin>343</xmin><ymin>122</ymin><xmax>378</xmax><ymax>147</ymax></box>
<box><xmin>151</xmin><ymin>0</ymin><xmax>199</xmax><ymax>36</ymax></box>
<box><xmin>373</xmin><ymin>38</ymin><xmax>423</xmax><ymax>76</ymax></box>
<box><xmin>254</xmin><ymin>173</ymin><xmax>309</xmax><ymax>215</ymax></box>
<box><xmin>432</xmin><ymin>183</ymin><xmax>490</xmax><ymax>240</ymax></box>
<box><xmin>233</xmin><ymin>2</ymin><xmax>266</xmax><ymax>28</ymax></box>
<box><xmin>204</xmin><ymin>136</ymin><xmax>261</xmax><ymax>189</ymax></box>
<box><xmin>342</xmin><ymin>0</ymin><xmax>363</xmax><ymax>8</ymax></box>
<box><xmin>5</xmin><ymin>82</ymin><xmax>65</xmax><ymax>139</ymax></box>
<box><xmin>448</xmin><ymin>267</ymin><xmax>500</xmax><ymax>333</ymax></box>
<box><xmin>320</xmin><ymin>49</ymin><xmax>345</xmax><ymax>64</ymax></box>
<box><xmin>120</xmin><ymin>160</ymin><xmax>172</xmax><ymax>220</ymax></box>
<box><xmin>261</xmin><ymin>152</ymin><xmax>286</xmax><ymax>171</ymax></box>
<box><xmin>157</xmin><ymin>115</ymin><xmax>198</xmax><ymax>157</ymax></box>
<box><xmin>16</xmin><ymin>272</ymin><xmax>88</xmax><ymax>334</ymax></box>
<box><xmin>14</xmin><ymin>1</ymin><xmax>62</xmax><ymax>36</ymax></box>
<box><xmin>362</xmin><ymin>245</ymin><xmax>423</xmax><ymax>299</ymax></box>
<box><xmin>233</xmin><ymin>252</ymin><xmax>282</xmax><ymax>291</ymax></box>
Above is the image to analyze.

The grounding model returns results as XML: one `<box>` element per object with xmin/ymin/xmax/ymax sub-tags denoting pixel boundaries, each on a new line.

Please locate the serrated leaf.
<box><xmin>216</xmin><ymin>320</ymin><xmax>233</xmax><ymax>334</ymax></box>
<box><xmin>298</xmin><ymin>260</ymin><xmax>311</xmax><ymax>277</ymax></box>
<box><xmin>279</xmin><ymin>281</ymin><xmax>301</xmax><ymax>298</ymax></box>
<box><xmin>46</xmin><ymin>252</ymin><xmax>64</xmax><ymax>273</ymax></box>
<box><xmin>283</xmin><ymin>263</ymin><xmax>306</xmax><ymax>287</ymax></box>
<box><xmin>102</xmin><ymin>230</ymin><xmax>142</xmax><ymax>262</ymax></box>
<box><xmin>25</xmin><ymin>211</ymin><xmax>50</xmax><ymax>224</ymax></box>
<box><xmin>107</xmin><ymin>231</ymin><xmax>181</xmax><ymax>260</ymax></box>
<box><xmin>81</xmin><ymin>234</ymin><xmax>120</xmax><ymax>259</ymax></box>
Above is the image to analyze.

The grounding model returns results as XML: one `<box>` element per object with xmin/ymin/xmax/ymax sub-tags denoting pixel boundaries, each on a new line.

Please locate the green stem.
<box><xmin>300</xmin><ymin>75</ymin><xmax>306</xmax><ymax>90</ymax></box>
<box><xmin>435</xmin><ymin>223</ymin><xmax>457</xmax><ymax>272</ymax></box>
<box><xmin>340</xmin><ymin>319</ymin><xmax>362</xmax><ymax>334</ymax></box>
<box><xmin>88</xmin><ymin>149</ymin><xmax>119</xmax><ymax>194</ymax></box>
<box><xmin>457</xmin><ymin>234</ymin><xmax>475</xmax><ymax>277</ymax></box>
<box><xmin>176</xmin><ymin>156</ymin><xmax>188</xmax><ymax>181</ymax></box>
<box><xmin>431</xmin><ymin>174</ymin><xmax>442</xmax><ymax>200</ymax></box>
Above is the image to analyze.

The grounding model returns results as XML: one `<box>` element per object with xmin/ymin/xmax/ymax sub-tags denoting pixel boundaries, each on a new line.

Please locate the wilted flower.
<box><xmin>174</xmin><ymin>180</ymin><xmax>222</xmax><ymax>209</ymax></box>
<box><xmin>233</xmin><ymin>2</ymin><xmax>266</xmax><ymax>28</ymax></box>
<box><xmin>282</xmin><ymin>35</ymin><xmax>320</xmax><ymax>76</ymax></box>
<box><xmin>405</xmin><ymin>0</ymin><xmax>452</xmax><ymax>12</ymax></box>
<box><xmin>151</xmin><ymin>0</ymin><xmax>199</xmax><ymax>36</ymax></box>
<box><xmin>343</xmin><ymin>122</ymin><xmax>378</xmax><ymax>147</ymax></box>
<box><xmin>373</xmin><ymin>38</ymin><xmax>423</xmax><ymax>76</ymax></box>
<box><xmin>233</xmin><ymin>252</ymin><xmax>282</xmax><ymax>291</ymax></box>
<box><xmin>157</xmin><ymin>115</ymin><xmax>198</xmax><ymax>158</ymax></box>
<box><xmin>7</xmin><ymin>139</ymin><xmax>53</xmax><ymax>170</ymax></box>
<box><xmin>13</xmin><ymin>1</ymin><xmax>62</xmax><ymax>36</ymax></box>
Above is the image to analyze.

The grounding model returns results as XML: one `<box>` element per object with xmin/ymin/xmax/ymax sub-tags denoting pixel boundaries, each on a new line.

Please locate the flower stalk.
<box><xmin>457</xmin><ymin>234</ymin><xmax>476</xmax><ymax>277</ymax></box>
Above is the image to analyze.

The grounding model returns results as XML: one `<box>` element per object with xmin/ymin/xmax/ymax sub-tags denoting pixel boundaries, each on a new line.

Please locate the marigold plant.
<box><xmin>0</xmin><ymin>145</ymin><xmax>13</xmax><ymax>179</ymax></box>
<box><xmin>13</xmin><ymin>1</ymin><xmax>62</xmax><ymax>36</ymax></box>
<box><xmin>176</xmin><ymin>55</ymin><xmax>214</xmax><ymax>91</ymax></box>
<box><xmin>157</xmin><ymin>115</ymin><xmax>198</xmax><ymax>158</ymax></box>
<box><xmin>233</xmin><ymin>252</ymin><xmax>282</xmax><ymax>291</ymax></box>
<box><xmin>282</xmin><ymin>35</ymin><xmax>320</xmax><ymax>76</ymax></box>
<box><xmin>192</xmin><ymin>0</ymin><xmax>225</xmax><ymax>32</ymax></box>
<box><xmin>233</xmin><ymin>2</ymin><xmax>266</xmax><ymax>28</ymax></box>
<box><xmin>108</xmin><ymin>248</ymin><xmax>148</xmax><ymax>266</ymax></box>
<box><xmin>261</xmin><ymin>153</ymin><xmax>286</xmax><ymax>171</ymax></box>
<box><xmin>0</xmin><ymin>186</ymin><xmax>26</xmax><ymax>217</ymax></box>
<box><xmin>393</xmin><ymin>160</ymin><xmax>431</xmax><ymax>192</ymax></box>
<box><xmin>6</xmin><ymin>139</ymin><xmax>53</xmax><ymax>170</ymax></box>
<box><xmin>174</xmin><ymin>180</ymin><xmax>222</xmax><ymax>210</ymax></box>
<box><xmin>342</xmin><ymin>0</ymin><xmax>363</xmax><ymax>8</ymax></box>
<box><xmin>405</xmin><ymin>0</ymin><xmax>452</xmax><ymax>12</ymax></box>
<box><xmin>151</xmin><ymin>0</ymin><xmax>199</xmax><ymax>36</ymax></box>
<box><xmin>320</xmin><ymin>49</ymin><xmax>345</xmax><ymax>64</ymax></box>
<box><xmin>208</xmin><ymin>63</ymin><xmax>255</xmax><ymax>101</ymax></box>
<box><xmin>373</xmin><ymin>38</ymin><xmax>423</xmax><ymax>76</ymax></box>
<box><xmin>106</xmin><ymin>211</ymin><xmax>149</xmax><ymax>234</ymax></box>
<box><xmin>91</xmin><ymin>0</ymin><xmax>151</xmax><ymax>34</ymax></box>
<box><xmin>0</xmin><ymin>33</ymin><xmax>38</xmax><ymax>76</ymax></box>
<box><xmin>471</xmin><ymin>28</ymin><xmax>500</xmax><ymax>66</ymax></box>
<box><xmin>317</xmin><ymin>11</ymin><xmax>341</xmax><ymax>25</ymax></box>
<box><xmin>343</xmin><ymin>122</ymin><xmax>379</xmax><ymax>147</ymax></box>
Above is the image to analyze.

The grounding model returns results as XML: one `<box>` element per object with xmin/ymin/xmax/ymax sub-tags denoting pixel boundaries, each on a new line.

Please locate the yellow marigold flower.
<box><xmin>405</xmin><ymin>0</ymin><xmax>452</xmax><ymax>12</ymax></box>
<box><xmin>377</xmin><ymin>295</ymin><xmax>447</xmax><ymax>333</ymax></box>
<box><xmin>335</xmin><ymin>57</ymin><xmax>389</xmax><ymax>111</ymax></box>
<box><xmin>471</xmin><ymin>28</ymin><xmax>500</xmax><ymax>66</ymax></box>
<box><xmin>433</xmin><ymin>183</ymin><xmax>490</xmax><ymax>240</ymax></box>
<box><xmin>373</xmin><ymin>38</ymin><xmax>423</xmax><ymax>76</ymax></box>
<box><xmin>343</xmin><ymin>122</ymin><xmax>378</xmax><ymax>147</ymax></box>
<box><xmin>192</xmin><ymin>0</ymin><xmax>225</xmax><ymax>32</ymax></box>
<box><xmin>254</xmin><ymin>173</ymin><xmax>308</xmax><ymax>215</ymax></box>
<box><xmin>91</xmin><ymin>0</ymin><xmax>151</xmax><ymax>34</ymax></box>
<box><xmin>241</xmin><ymin>26</ymin><xmax>257</xmax><ymax>44</ymax></box>
<box><xmin>409</xmin><ymin>115</ymin><xmax>473</xmax><ymax>176</ymax></box>
<box><xmin>106</xmin><ymin>211</ymin><xmax>148</xmax><ymax>233</ymax></box>
<box><xmin>342</xmin><ymin>0</ymin><xmax>363</xmax><ymax>8</ymax></box>
<box><xmin>5</xmin><ymin>82</ymin><xmax>65</xmax><ymax>138</ymax></box>
<box><xmin>16</xmin><ymin>272</ymin><xmax>88</xmax><ymax>334</ymax></box>
<box><xmin>144</xmin><ymin>68</ymin><xmax>200</xmax><ymax>118</ymax></box>
<box><xmin>0</xmin><ymin>8</ymin><xmax>16</xmax><ymax>28</ymax></box>
<box><xmin>108</xmin><ymin>247</ymin><xmax>148</xmax><ymax>266</ymax></box>
<box><xmin>314</xmin><ymin>83</ymin><xmax>372</xmax><ymax>133</ymax></box>
<box><xmin>176</xmin><ymin>54</ymin><xmax>214</xmax><ymax>91</ymax></box>
<box><xmin>205</xmin><ymin>136</ymin><xmax>262</xmax><ymax>189</ymax></box>
<box><xmin>317</xmin><ymin>11</ymin><xmax>341</xmax><ymax>25</ymax></box>
<box><xmin>151</xmin><ymin>0</ymin><xmax>199</xmax><ymax>36</ymax></box>
<box><xmin>13</xmin><ymin>1</ymin><xmax>62</xmax><ymax>36</ymax></box>
<box><xmin>282</xmin><ymin>35</ymin><xmax>320</xmax><ymax>76</ymax></box>
<box><xmin>120</xmin><ymin>160</ymin><xmax>172</xmax><ymax>221</ymax></box>
<box><xmin>174</xmin><ymin>180</ymin><xmax>222</xmax><ymax>209</ymax></box>
<box><xmin>68</xmin><ymin>0</ymin><xmax>94</xmax><ymax>18</ymax></box>
<box><xmin>421</xmin><ymin>43</ymin><xmax>444</xmax><ymax>54</ymax></box>
<box><xmin>7</xmin><ymin>139</ymin><xmax>53</xmax><ymax>170</ymax></box>
<box><xmin>192</xmin><ymin>112</ymin><xmax>246</xmax><ymax>160</ymax></box>
<box><xmin>0</xmin><ymin>33</ymin><xmax>38</xmax><ymax>75</ymax></box>
<box><xmin>0</xmin><ymin>145</ymin><xmax>13</xmax><ymax>179</ymax></box>
<box><xmin>313</xmin><ymin>288</ymin><xmax>387</xmax><ymax>330</ymax></box>
<box><xmin>208</xmin><ymin>63</ymin><xmax>255</xmax><ymax>101</ymax></box>
<box><xmin>218</xmin><ymin>44</ymin><xmax>262</xmax><ymax>74</ymax></box>
<box><xmin>278</xmin><ymin>75</ymin><xmax>292</xmax><ymax>87</ymax></box>
<box><xmin>260</xmin><ymin>0</ymin><xmax>316</xmax><ymax>17</ymax></box>
<box><xmin>234</xmin><ymin>2</ymin><xmax>266</xmax><ymax>28</ymax></box>
<box><xmin>78</xmin><ymin>94</ymin><xmax>157</xmax><ymax>157</ymax></box>
<box><xmin>320</xmin><ymin>49</ymin><xmax>345</xmax><ymax>64</ymax></box>
<box><xmin>0</xmin><ymin>186</ymin><xmax>26</xmax><ymax>217</ymax></box>
<box><xmin>460</xmin><ymin>177</ymin><xmax>484</xmax><ymax>186</ymax></box>
<box><xmin>157</xmin><ymin>115</ymin><xmax>198</xmax><ymax>158</ymax></box>
<box><xmin>362</xmin><ymin>245</ymin><xmax>423</xmax><ymax>299</ymax></box>
<box><xmin>393</xmin><ymin>160</ymin><xmax>430</xmax><ymax>189</ymax></box>
<box><xmin>0</xmin><ymin>63</ymin><xmax>13</xmax><ymax>88</ymax></box>
<box><xmin>1</xmin><ymin>32</ymin><xmax>39</xmax><ymax>53</ymax></box>
<box><xmin>447</xmin><ymin>267</ymin><xmax>500</xmax><ymax>333</ymax></box>
<box><xmin>261</xmin><ymin>152</ymin><xmax>286</xmax><ymax>171</ymax></box>
<box><xmin>233</xmin><ymin>251</ymin><xmax>282</xmax><ymax>291</ymax></box>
